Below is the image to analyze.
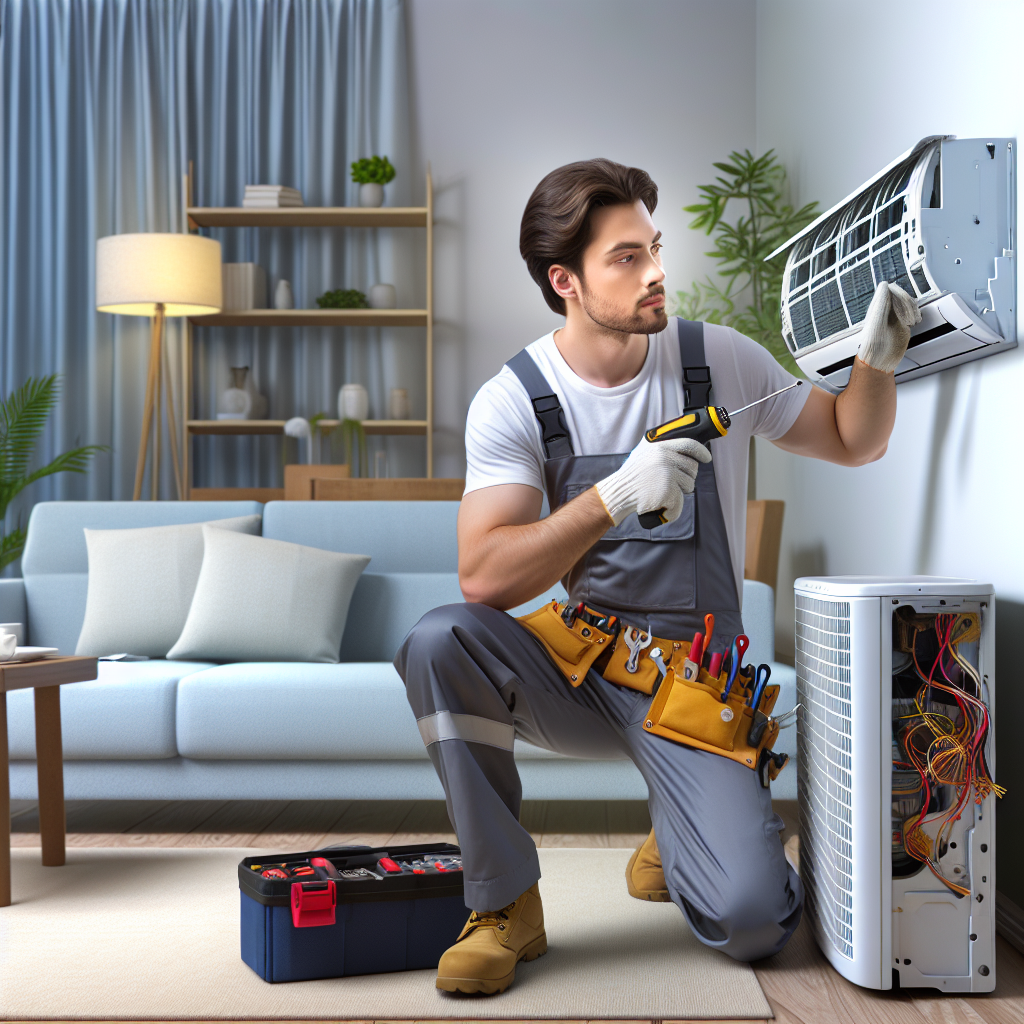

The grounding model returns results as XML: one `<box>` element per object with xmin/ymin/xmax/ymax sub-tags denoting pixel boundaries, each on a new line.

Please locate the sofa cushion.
<box><xmin>6</xmin><ymin>660</ymin><xmax>215</xmax><ymax>760</ymax></box>
<box><xmin>21</xmin><ymin>501</ymin><xmax>264</xmax><ymax>652</ymax></box>
<box><xmin>168</xmin><ymin>528</ymin><xmax>370</xmax><ymax>663</ymax></box>
<box><xmin>75</xmin><ymin>515</ymin><xmax>262</xmax><ymax>657</ymax></box>
<box><xmin>175</xmin><ymin>661</ymin><xmax>565</xmax><ymax>761</ymax></box>
<box><xmin>262</xmin><ymin>501</ymin><xmax>459</xmax><ymax>572</ymax></box>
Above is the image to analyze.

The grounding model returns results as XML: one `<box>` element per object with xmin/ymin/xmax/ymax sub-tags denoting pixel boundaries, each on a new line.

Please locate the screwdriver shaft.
<box><xmin>729</xmin><ymin>380</ymin><xmax>803</xmax><ymax>419</ymax></box>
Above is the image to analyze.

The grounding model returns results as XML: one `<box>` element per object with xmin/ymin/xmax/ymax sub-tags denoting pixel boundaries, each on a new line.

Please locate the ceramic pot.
<box><xmin>339</xmin><ymin>383</ymin><xmax>370</xmax><ymax>422</ymax></box>
<box><xmin>388</xmin><ymin>387</ymin><xmax>411</xmax><ymax>420</ymax></box>
<box><xmin>369</xmin><ymin>283</ymin><xmax>397</xmax><ymax>309</ymax></box>
<box><xmin>274</xmin><ymin>279</ymin><xmax>294</xmax><ymax>309</ymax></box>
<box><xmin>218</xmin><ymin>367</ymin><xmax>253</xmax><ymax>420</ymax></box>
<box><xmin>359</xmin><ymin>182</ymin><xmax>384</xmax><ymax>208</ymax></box>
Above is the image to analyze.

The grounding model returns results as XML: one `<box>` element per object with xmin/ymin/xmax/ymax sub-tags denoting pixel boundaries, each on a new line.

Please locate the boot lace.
<box><xmin>467</xmin><ymin>899</ymin><xmax>516</xmax><ymax>929</ymax></box>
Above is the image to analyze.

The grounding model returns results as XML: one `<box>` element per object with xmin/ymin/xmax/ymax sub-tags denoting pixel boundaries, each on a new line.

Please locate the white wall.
<box><xmin>756</xmin><ymin>0</ymin><xmax>1024</xmax><ymax>901</ymax></box>
<box><xmin>407</xmin><ymin>0</ymin><xmax>756</xmax><ymax>476</ymax></box>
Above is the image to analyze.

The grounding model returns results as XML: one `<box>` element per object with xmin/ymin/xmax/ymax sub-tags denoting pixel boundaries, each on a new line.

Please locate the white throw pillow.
<box><xmin>75</xmin><ymin>515</ymin><xmax>262</xmax><ymax>657</ymax></box>
<box><xmin>166</xmin><ymin>526</ymin><xmax>370</xmax><ymax>663</ymax></box>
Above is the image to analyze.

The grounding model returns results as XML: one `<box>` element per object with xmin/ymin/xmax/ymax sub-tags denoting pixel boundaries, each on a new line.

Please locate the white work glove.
<box><xmin>857</xmin><ymin>282</ymin><xmax>922</xmax><ymax>373</ymax></box>
<box><xmin>594</xmin><ymin>436</ymin><xmax>711</xmax><ymax>527</ymax></box>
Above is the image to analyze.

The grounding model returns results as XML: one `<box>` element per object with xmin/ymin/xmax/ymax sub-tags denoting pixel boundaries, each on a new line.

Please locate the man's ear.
<box><xmin>548</xmin><ymin>264</ymin><xmax>579</xmax><ymax>303</ymax></box>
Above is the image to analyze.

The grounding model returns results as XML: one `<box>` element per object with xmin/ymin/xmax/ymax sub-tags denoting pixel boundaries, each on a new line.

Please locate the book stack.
<box><xmin>222</xmin><ymin>263</ymin><xmax>268</xmax><ymax>311</ymax></box>
<box><xmin>242</xmin><ymin>185</ymin><xmax>304</xmax><ymax>208</ymax></box>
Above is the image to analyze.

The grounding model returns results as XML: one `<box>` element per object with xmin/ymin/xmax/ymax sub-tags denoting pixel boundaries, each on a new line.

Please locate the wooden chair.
<box><xmin>745</xmin><ymin>499</ymin><xmax>785</xmax><ymax>590</ymax></box>
<box><xmin>284</xmin><ymin>464</ymin><xmax>351</xmax><ymax>500</ymax></box>
<box><xmin>311</xmin><ymin>477</ymin><xmax>465</xmax><ymax>501</ymax></box>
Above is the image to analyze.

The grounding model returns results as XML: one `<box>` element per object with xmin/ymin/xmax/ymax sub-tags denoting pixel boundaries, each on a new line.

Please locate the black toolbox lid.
<box><xmin>238</xmin><ymin>843</ymin><xmax>464</xmax><ymax>906</ymax></box>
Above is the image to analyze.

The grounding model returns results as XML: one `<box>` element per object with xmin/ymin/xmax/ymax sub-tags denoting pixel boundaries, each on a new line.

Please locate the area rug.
<box><xmin>0</xmin><ymin>846</ymin><xmax>771</xmax><ymax>1020</ymax></box>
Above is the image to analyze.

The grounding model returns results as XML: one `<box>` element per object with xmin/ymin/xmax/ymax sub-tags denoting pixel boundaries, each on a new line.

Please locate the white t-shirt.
<box><xmin>464</xmin><ymin>319</ymin><xmax>811</xmax><ymax>604</ymax></box>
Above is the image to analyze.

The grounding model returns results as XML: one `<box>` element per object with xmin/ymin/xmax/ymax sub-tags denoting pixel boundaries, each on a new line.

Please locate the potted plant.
<box><xmin>351</xmin><ymin>156</ymin><xmax>396</xmax><ymax>208</ymax></box>
<box><xmin>1</xmin><ymin>375</ymin><xmax>106</xmax><ymax>569</ymax></box>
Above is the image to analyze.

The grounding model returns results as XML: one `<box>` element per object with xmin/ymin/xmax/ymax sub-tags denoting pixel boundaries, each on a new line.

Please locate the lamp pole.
<box><xmin>134</xmin><ymin>302</ymin><xmax>165</xmax><ymax>501</ymax></box>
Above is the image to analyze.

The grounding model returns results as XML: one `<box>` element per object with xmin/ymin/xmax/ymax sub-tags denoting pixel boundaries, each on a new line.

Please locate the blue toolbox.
<box><xmin>238</xmin><ymin>843</ymin><xmax>468</xmax><ymax>982</ymax></box>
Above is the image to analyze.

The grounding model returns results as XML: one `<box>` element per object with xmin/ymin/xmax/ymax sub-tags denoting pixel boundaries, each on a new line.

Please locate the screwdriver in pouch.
<box><xmin>638</xmin><ymin>381</ymin><xmax>803</xmax><ymax>529</ymax></box>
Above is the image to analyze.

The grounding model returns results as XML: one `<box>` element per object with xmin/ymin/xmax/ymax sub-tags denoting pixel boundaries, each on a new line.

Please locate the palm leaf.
<box><xmin>0</xmin><ymin>527</ymin><xmax>26</xmax><ymax>572</ymax></box>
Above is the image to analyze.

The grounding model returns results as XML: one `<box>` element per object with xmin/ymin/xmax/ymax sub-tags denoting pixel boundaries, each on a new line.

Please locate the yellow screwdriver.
<box><xmin>637</xmin><ymin>381</ymin><xmax>803</xmax><ymax>528</ymax></box>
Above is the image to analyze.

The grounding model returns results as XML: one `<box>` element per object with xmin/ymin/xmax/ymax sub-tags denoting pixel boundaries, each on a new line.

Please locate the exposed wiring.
<box><xmin>896</xmin><ymin>612</ymin><xmax>1003</xmax><ymax>897</ymax></box>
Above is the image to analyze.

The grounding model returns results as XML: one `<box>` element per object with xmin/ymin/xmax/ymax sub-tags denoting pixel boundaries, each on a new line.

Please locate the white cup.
<box><xmin>0</xmin><ymin>622</ymin><xmax>25</xmax><ymax>646</ymax></box>
<box><xmin>369</xmin><ymin>283</ymin><xmax>397</xmax><ymax>309</ymax></box>
<box><xmin>0</xmin><ymin>630</ymin><xmax>17</xmax><ymax>661</ymax></box>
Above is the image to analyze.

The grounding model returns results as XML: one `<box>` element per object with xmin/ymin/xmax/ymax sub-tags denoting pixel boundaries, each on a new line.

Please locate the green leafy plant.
<box><xmin>672</xmin><ymin>150</ymin><xmax>820</xmax><ymax>376</ymax></box>
<box><xmin>350</xmin><ymin>156</ymin><xmax>396</xmax><ymax>186</ymax></box>
<box><xmin>1</xmin><ymin>376</ymin><xmax>107</xmax><ymax>570</ymax></box>
<box><xmin>316</xmin><ymin>288</ymin><xmax>369</xmax><ymax>309</ymax></box>
<box><xmin>309</xmin><ymin>413</ymin><xmax>368</xmax><ymax>477</ymax></box>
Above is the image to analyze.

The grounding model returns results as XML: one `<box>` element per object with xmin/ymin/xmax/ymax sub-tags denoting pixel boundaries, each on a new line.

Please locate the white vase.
<box><xmin>339</xmin><ymin>383</ymin><xmax>370</xmax><ymax>422</ymax></box>
<box><xmin>274</xmin><ymin>279</ymin><xmax>294</xmax><ymax>309</ymax></box>
<box><xmin>388</xmin><ymin>387</ymin><xmax>411</xmax><ymax>420</ymax></box>
<box><xmin>218</xmin><ymin>367</ymin><xmax>254</xmax><ymax>419</ymax></box>
<box><xmin>359</xmin><ymin>182</ymin><xmax>384</xmax><ymax>208</ymax></box>
<box><xmin>369</xmin><ymin>283</ymin><xmax>397</xmax><ymax>309</ymax></box>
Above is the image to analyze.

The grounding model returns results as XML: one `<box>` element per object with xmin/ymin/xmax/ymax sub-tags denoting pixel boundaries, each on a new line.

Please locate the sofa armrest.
<box><xmin>0</xmin><ymin>578</ymin><xmax>26</xmax><ymax>626</ymax></box>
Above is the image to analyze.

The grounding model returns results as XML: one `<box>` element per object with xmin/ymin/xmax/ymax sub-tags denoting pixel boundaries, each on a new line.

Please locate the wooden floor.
<box><xmin>8</xmin><ymin>798</ymin><xmax>1024</xmax><ymax>1024</ymax></box>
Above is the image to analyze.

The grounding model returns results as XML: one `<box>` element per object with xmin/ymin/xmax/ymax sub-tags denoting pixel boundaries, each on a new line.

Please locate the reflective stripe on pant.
<box><xmin>394</xmin><ymin>601</ymin><xmax>804</xmax><ymax>963</ymax></box>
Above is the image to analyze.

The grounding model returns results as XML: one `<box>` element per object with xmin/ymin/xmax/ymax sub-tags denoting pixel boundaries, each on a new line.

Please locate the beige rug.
<box><xmin>0</xmin><ymin>846</ymin><xmax>771</xmax><ymax>1020</ymax></box>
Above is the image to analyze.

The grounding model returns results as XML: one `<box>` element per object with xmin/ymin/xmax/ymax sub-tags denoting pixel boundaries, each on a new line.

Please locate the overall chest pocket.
<box><xmin>563</xmin><ymin>483</ymin><xmax>695</xmax><ymax>542</ymax></box>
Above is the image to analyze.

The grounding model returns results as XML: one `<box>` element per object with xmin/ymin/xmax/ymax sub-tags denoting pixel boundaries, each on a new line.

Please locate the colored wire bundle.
<box><xmin>895</xmin><ymin>613</ymin><xmax>1003</xmax><ymax>896</ymax></box>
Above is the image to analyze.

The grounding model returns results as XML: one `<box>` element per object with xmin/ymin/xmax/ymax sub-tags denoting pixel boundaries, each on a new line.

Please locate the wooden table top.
<box><xmin>0</xmin><ymin>655</ymin><xmax>98</xmax><ymax>693</ymax></box>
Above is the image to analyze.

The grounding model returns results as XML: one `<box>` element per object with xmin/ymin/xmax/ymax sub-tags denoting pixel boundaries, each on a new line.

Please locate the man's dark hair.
<box><xmin>519</xmin><ymin>159</ymin><xmax>658</xmax><ymax>315</ymax></box>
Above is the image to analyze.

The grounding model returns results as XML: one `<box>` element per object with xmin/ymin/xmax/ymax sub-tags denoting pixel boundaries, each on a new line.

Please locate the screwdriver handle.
<box><xmin>638</xmin><ymin>406</ymin><xmax>730</xmax><ymax>529</ymax></box>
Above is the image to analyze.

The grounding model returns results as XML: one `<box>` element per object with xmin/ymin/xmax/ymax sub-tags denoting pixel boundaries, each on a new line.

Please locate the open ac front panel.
<box><xmin>794</xmin><ymin>576</ymin><xmax>995</xmax><ymax>992</ymax></box>
<box><xmin>771</xmin><ymin>137</ymin><xmax>1016</xmax><ymax>392</ymax></box>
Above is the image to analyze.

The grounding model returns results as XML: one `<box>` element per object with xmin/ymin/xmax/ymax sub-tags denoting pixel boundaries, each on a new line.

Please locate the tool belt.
<box><xmin>516</xmin><ymin>599</ymin><xmax>788</xmax><ymax>783</ymax></box>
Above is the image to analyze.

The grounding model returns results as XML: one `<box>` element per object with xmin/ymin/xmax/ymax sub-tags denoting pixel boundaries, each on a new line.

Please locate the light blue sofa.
<box><xmin>3</xmin><ymin>500</ymin><xmax>797</xmax><ymax>802</ymax></box>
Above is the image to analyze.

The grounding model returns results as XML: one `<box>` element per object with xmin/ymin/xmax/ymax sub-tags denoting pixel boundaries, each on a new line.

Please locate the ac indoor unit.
<box><xmin>769</xmin><ymin>137</ymin><xmax>1016</xmax><ymax>391</ymax></box>
<box><xmin>794</xmin><ymin>576</ymin><xmax>998</xmax><ymax>992</ymax></box>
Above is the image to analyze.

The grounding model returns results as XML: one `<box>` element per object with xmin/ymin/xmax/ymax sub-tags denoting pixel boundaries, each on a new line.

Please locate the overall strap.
<box><xmin>676</xmin><ymin>318</ymin><xmax>713</xmax><ymax>411</ymax></box>
<box><xmin>506</xmin><ymin>349</ymin><xmax>575</xmax><ymax>460</ymax></box>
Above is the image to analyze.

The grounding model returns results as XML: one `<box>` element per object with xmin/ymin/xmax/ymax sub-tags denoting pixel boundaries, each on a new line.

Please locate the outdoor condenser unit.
<box><xmin>794</xmin><ymin>576</ymin><xmax>996</xmax><ymax>992</ymax></box>
<box><xmin>769</xmin><ymin>137</ymin><xmax>1016</xmax><ymax>391</ymax></box>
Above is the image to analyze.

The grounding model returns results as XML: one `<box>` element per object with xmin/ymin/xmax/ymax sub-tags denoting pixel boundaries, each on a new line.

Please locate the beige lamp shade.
<box><xmin>96</xmin><ymin>233</ymin><xmax>222</xmax><ymax>316</ymax></box>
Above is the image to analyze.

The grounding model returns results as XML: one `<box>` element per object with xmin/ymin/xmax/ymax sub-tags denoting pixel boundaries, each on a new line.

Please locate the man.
<box><xmin>395</xmin><ymin>159</ymin><xmax>919</xmax><ymax>995</ymax></box>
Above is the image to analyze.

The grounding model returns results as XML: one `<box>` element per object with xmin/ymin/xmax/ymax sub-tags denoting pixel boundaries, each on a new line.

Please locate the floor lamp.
<box><xmin>96</xmin><ymin>233</ymin><xmax>222</xmax><ymax>500</ymax></box>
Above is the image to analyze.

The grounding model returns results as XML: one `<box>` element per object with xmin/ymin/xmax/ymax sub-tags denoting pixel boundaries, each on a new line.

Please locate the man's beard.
<box><xmin>579</xmin><ymin>282</ymin><xmax>669</xmax><ymax>335</ymax></box>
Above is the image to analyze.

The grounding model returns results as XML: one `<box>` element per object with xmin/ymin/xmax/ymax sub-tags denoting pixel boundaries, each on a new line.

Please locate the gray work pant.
<box><xmin>394</xmin><ymin>602</ymin><xmax>803</xmax><ymax>962</ymax></box>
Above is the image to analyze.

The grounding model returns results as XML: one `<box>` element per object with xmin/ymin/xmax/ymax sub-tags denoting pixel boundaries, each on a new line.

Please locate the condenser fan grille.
<box><xmin>796</xmin><ymin>594</ymin><xmax>854</xmax><ymax>959</ymax></box>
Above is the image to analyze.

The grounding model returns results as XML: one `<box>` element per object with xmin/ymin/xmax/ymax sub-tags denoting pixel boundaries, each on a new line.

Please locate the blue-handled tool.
<box><xmin>749</xmin><ymin>663</ymin><xmax>772</xmax><ymax>709</ymax></box>
<box><xmin>721</xmin><ymin>634</ymin><xmax>749</xmax><ymax>702</ymax></box>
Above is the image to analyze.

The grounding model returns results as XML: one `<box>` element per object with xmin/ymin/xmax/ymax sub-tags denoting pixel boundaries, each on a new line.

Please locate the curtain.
<box><xmin>0</xmin><ymin>0</ymin><xmax>415</xmax><ymax>514</ymax></box>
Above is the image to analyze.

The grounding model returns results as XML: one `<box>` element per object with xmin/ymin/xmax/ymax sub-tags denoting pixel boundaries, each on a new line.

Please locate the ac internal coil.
<box><xmin>768</xmin><ymin>137</ymin><xmax>1016</xmax><ymax>391</ymax></box>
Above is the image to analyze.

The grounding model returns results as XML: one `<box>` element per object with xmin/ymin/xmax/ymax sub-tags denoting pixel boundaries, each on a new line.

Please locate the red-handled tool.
<box><xmin>684</xmin><ymin>631</ymin><xmax>704</xmax><ymax>681</ymax></box>
<box><xmin>708</xmin><ymin>651</ymin><xmax>724</xmax><ymax>678</ymax></box>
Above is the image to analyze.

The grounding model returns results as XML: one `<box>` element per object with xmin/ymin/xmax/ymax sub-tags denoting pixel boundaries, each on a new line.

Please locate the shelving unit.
<box><xmin>182</xmin><ymin>169</ymin><xmax>434</xmax><ymax>499</ymax></box>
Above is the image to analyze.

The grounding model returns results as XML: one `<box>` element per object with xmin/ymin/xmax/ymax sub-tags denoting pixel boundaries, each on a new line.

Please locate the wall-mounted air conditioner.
<box><xmin>769</xmin><ymin>137</ymin><xmax>1016</xmax><ymax>391</ymax></box>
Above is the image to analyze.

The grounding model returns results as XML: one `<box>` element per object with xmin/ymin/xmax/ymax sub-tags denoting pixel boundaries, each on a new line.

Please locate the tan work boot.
<box><xmin>626</xmin><ymin>829</ymin><xmax>671</xmax><ymax>902</ymax></box>
<box><xmin>435</xmin><ymin>883</ymin><xmax>547</xmax><ymax>995</ymax></box>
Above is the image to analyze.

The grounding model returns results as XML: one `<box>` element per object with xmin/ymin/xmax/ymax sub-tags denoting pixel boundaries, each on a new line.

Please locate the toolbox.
<box><xmin>238</xmin><ymin>843</ymin><xmax>468</xmax><ymax>982</ymax></box>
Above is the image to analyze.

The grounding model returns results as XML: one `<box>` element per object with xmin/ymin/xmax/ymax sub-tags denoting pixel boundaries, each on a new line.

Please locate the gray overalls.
<box><xmin>395</xmin><ymin>319</ymin><xmax>803</xmax><ymax>962</ymax></box>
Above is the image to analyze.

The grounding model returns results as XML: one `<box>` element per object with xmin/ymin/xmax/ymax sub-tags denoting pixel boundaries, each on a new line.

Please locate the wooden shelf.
<box><xmin>188</xmin><ymin>419</ymin><xmax>428</xmax><ymax>437</ymax></box>
<box><xmin>190</xmin><ymin>308</ymin><xmax>428</xmax><ymax>328</ymax></box>
<box><xmin>187</xmin><ymin>206</ymin><xmax>428</xmax><ymax>229</ymax></box>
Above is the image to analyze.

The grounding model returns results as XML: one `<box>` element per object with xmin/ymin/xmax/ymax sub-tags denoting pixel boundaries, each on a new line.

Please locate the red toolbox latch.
<box><xmin>291</xmin><ymin>880</ymin><xmax>336</xmax><ymax>928</ymax></box>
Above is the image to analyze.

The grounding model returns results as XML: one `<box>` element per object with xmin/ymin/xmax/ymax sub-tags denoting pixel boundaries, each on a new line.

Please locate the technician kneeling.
<box><xmin>395</xmin><ymin>158</ymin><xmax>920</xmax><ymax>995</ymax></box>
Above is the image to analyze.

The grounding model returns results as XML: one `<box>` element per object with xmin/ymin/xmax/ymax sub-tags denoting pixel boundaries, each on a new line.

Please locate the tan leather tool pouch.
<box><xmin>643</xmin><ymin>663</ymin><xmax>783</xmax><ymax>771</ymax></box>
<box><xmin>515</xmin><ymin>601</ymin><xmax>613</xmax><ymax>687</ymax></box>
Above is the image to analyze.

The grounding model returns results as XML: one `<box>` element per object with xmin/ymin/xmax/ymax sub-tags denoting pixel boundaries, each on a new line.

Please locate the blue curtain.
<box><xmin>0</xmin><ymin>0</ymin><xmax>415</xmax><ymax>513</ymax></box>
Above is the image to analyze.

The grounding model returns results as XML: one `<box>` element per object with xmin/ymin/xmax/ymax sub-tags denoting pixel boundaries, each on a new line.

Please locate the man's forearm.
<box><xmin>459</xmin><ymin>487</ymin><xmax>612</xmax><ymax>610</ymax></box>
<box><xmin>834</xmin><ymin>357</ymin><xmax>897</xmax><ymax>464</ymax></box>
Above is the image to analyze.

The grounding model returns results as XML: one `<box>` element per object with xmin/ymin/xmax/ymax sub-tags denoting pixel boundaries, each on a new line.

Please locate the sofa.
<box><xmin>3</xmin><ymin>500</ymin><xmax>798</xmax><ymax>802</ymax></box>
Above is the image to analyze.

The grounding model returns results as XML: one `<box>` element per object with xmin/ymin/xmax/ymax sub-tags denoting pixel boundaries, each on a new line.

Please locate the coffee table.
<box><xmin>0</xmin><ymin>655</ymin><xmax>98</xmax><ymax>906</ymax></box>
